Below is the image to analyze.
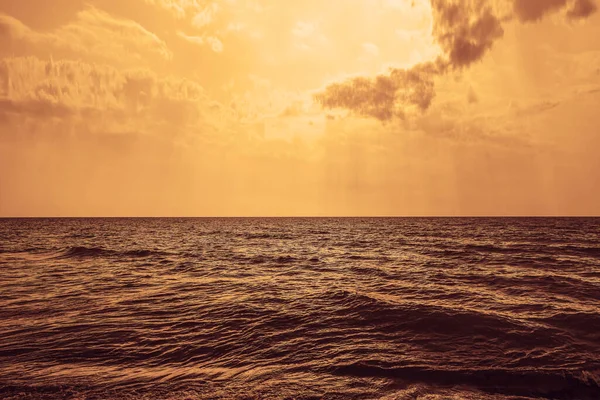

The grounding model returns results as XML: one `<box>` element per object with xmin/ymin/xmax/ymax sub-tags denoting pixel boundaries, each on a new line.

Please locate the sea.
<box><xmin>0</xmin><ymin>218</ymin><xmax>599</xmax><ymax>400</ymax></box>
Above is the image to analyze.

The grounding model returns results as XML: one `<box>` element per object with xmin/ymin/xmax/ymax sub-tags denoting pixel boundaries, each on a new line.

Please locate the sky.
<box><xmin>0</xmin><ymin>0</ymin><xmax>599</xmax><ymax>216</ymax></box>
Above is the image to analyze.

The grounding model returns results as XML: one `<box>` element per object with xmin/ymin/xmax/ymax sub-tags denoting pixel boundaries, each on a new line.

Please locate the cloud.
<box><xmin>0</xmin><ymin>7</ymin><xmax>172</xmax><ymax>65</ymax></box>
<box><xmin>362</xmin><ymin>43</ymin><xmax>380</xmax><ymax>57</ymax></box>
<box><xmin>177</xmin><ymin>31</ymin><xmax>206</xmax><ymax>46</ymax></box>
<box><xmin>0</xmin><ymin>56</ymin><xmax>225</xmax><ymax>135</ymax></box>
<box><xmin>513</xmin><ymin>0</ymin><xmax>569</xmax><ymax>22</ymax></box>
<box><xmin>431</xmin><ymin>0</ymin><xmax>505</xmax><ymax>68</ymax></box>
<box><xmin>0</xmin><ymin>57</ymin><xmax>122</xmax><ymax>113</ymax></box>
<box><xmin>315</xmin><ymin>61</ymin><xmax>440</xmax><ymax>121</ymax></box>
<box><xmin>315</xmin><ymin>0</ymin><xmax>598</xmax><ymax>121</ymax></box>
<box><xmin>204</xmin><ymin>36</ymin><xmax>224</xmax><ymax>53</ymax></box>
<box><xmin>192</xmin><ymin>3</ymin><xmax>220</xmax><ymax>27</ymax></box>
<box><xmin>514</xmin><ymin>0</ymin><xmax>597</xmax><ymax>21</ymax></box>
<box><xmin>0</xmin><ymin>56</ymin><xmax>309</xmax><ymax>145</ymax></box>
<box><xmin>0</xmin><ymin>14</ymin><xmax>32</xmax><ymax>39</ymax></box>
<box><xmin>229</xmin><ymin>74</ymin><xmax>315</xmax><ymax>123</ymax></box>
<box><xmin>512</xmin><ymin>100</ymin><xmax>561</xmax><ymax>117</ymax></box>
<box><xmin>177</xmin><ymin>31</ymin><xmax>224</xmax><ymax>52</ymax></box>
<box><xmin>567</xmin><ymin>0</ymin><xmax>598</xmax><ymax>18</ymax></box>
<box><xmin>0</xmin><ymin>98</ymin><xmax>76</xmax><ymax>120</ymax></box>
<box><xmin>143</xmin><ymin>0</ymin><xmax>228</xmax><ymax>34</ymax></box>
<box><xmin>60</xmin><ymin>7</ymin><xmax>173</xmax><ymax>61</ymax></box>
<box><xmin>144</xmin><ymin>0</ymin><xmax>228</xmax><ymax>21</ymax></box>
<box><xmin>143</xmin><ymin>0</ymin><xmax>190</xmax><ymax>18</ymax></box>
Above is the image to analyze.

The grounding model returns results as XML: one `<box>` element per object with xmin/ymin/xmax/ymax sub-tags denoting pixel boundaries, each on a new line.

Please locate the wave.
<box><xmin>64</xmin><ymin>233</ymin><xmax>96</xmax><ymax>239</ymax></box>
<box><xmin>0</xmin><ymin>384</ymin><xmax>207</xmax><ymax>400</ymax></box>
<box><xmin>332</xmin><ymin>363</ymin><xmax>600</xmax><ymax>399</ymax></box>
<box><xmin>53</xmin><ymin>246</ymin><xmax>169</xmax><ymax>260</ymax></box>
<box><xmin>456</xmin><ymin>273</ymin><xmax>600</xmax><ymax>303</ymax></box>
<box><xmin>231</xmin><ymin>254</ymin><xmax>301</xmax><ymax>265</ymax></box>
<box><xmin>460</xmin><ymin>242</ymin><xmax>600</xmax><ymax>259</ymax></box>
<box><xmin>348</xmin><ymin>265</ymin><xmax>394</xmax><ymax>279</ymax></box>
<box><xmin>553</xmin><ymin>245</ymin><xmax>600</xmax><ymax>258</ymax></box>
<box><xmin>323</xmin><ymin>290</ymin><xmax>536</xmax><ymax>339</ymax></box>
<box><xmin>535</xmin><ymin>312</ymin><xmax>600</xmax><ymax>340</ymax></box>
<box><xmin>0</xmin><ymin>247</ymin><xmax>51</xmax><ymax>255</ymax></box>
<box><xmin>463</xmin><ymin>243</ymin><xmax>525</xmax><ymax>254</ymax></box>
<box><xmin>240</xmin><ymin>232</ymin><xmax>296</xmax><ymax>240</ymax></box>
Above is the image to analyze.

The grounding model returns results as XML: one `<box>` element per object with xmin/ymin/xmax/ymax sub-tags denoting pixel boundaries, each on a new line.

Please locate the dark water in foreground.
<box><xmin>1</xmin><ymin>218</ymin><xmax>599</xmax><ymax>400</ymax></box>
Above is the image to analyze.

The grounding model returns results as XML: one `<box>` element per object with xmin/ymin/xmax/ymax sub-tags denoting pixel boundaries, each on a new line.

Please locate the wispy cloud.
<box><xmin>177</xmin><ymin>31</ymin><xmax>223</xmax><ymax>52</ymax></box>
<box><xmin>143</xmin><ymin>0</ymin><xmax>191</xmax><ymax>18</ymax></box>
<box><xmin>0</xmin><ymin>7</ymin><xmax>172</xmax><ymax>65</ymax></box>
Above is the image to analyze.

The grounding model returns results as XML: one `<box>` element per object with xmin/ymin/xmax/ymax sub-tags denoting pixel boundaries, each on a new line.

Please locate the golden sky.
<box><xmin>0</xmin><ymin>0</ymin><xmax>599</xmax><ymax>216</ymax></box>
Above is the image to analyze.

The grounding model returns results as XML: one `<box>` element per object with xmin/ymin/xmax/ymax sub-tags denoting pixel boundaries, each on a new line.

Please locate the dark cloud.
<box><xmin>514</xmin><ymin>0</ymin><xmax>597</xmax><ymax>21</ymax></box>
<box><xmin>315</xmin><ymin>0</ymin><xmax>598</xmax><ymax>121</ymax></box>
<box><xmin>315</xmin><ymin>62</ymin><xmax>440</xmax><ymax>121</ymax></box>
<box><xmin>431</xmin><ymin>0</ymin><xmax>504</xmax><ymax>68</ymax></box>
<box><xmin>513</xmin><ymin>0</ymin><xmax>569</xmax><ymax>22</ymax></box>
<box><xmin>568</xmin><ymin>0</ymin><xmax>598</xmax><ymax>19</ymax></box>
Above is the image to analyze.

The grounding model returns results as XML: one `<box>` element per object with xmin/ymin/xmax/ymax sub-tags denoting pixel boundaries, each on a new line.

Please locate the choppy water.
<box><xmin>1</xmin><ymin>218</ymin><xmax>599</xmax><ymax>400</ymax></box>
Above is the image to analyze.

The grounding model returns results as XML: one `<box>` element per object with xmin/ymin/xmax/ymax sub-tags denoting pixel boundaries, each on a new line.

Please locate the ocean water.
<box><xmin>0</xmin><ymin>218</ymin><xmax>599</xmax><ymax>400</ymax></box>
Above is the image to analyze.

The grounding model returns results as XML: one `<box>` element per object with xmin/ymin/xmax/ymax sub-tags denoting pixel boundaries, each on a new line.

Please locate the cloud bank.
<box><xmin>0</xmin><ymin>56</ymin><xmax>236</xmax><ymax>140</ymax></box>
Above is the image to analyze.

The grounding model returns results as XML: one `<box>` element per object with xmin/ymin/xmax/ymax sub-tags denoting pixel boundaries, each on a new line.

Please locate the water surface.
<box><xmin>1</xmin><ymin>218</ymin><xmax>599</xmax><ymax>399</ymax></box>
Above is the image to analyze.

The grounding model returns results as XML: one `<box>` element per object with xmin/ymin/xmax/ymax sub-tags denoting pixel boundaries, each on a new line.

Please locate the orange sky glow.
<box><xmin>1</xmin><ymin>0</ymin><xmax>599</xmax><ymax>216</ymax></box>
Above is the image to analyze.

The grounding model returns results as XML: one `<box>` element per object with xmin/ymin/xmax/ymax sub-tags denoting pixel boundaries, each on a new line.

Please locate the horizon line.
<box><xmin>1</xmin><ymin>216</ymin><xmax>600</xmax><ymax>219</ymax></box>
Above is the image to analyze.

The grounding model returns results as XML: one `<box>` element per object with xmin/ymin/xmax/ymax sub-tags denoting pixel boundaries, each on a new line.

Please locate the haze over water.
<box><xmin>1</xmin><ymin>218</ymin><xmax>599</xmax><ymax>399</ymax></box>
